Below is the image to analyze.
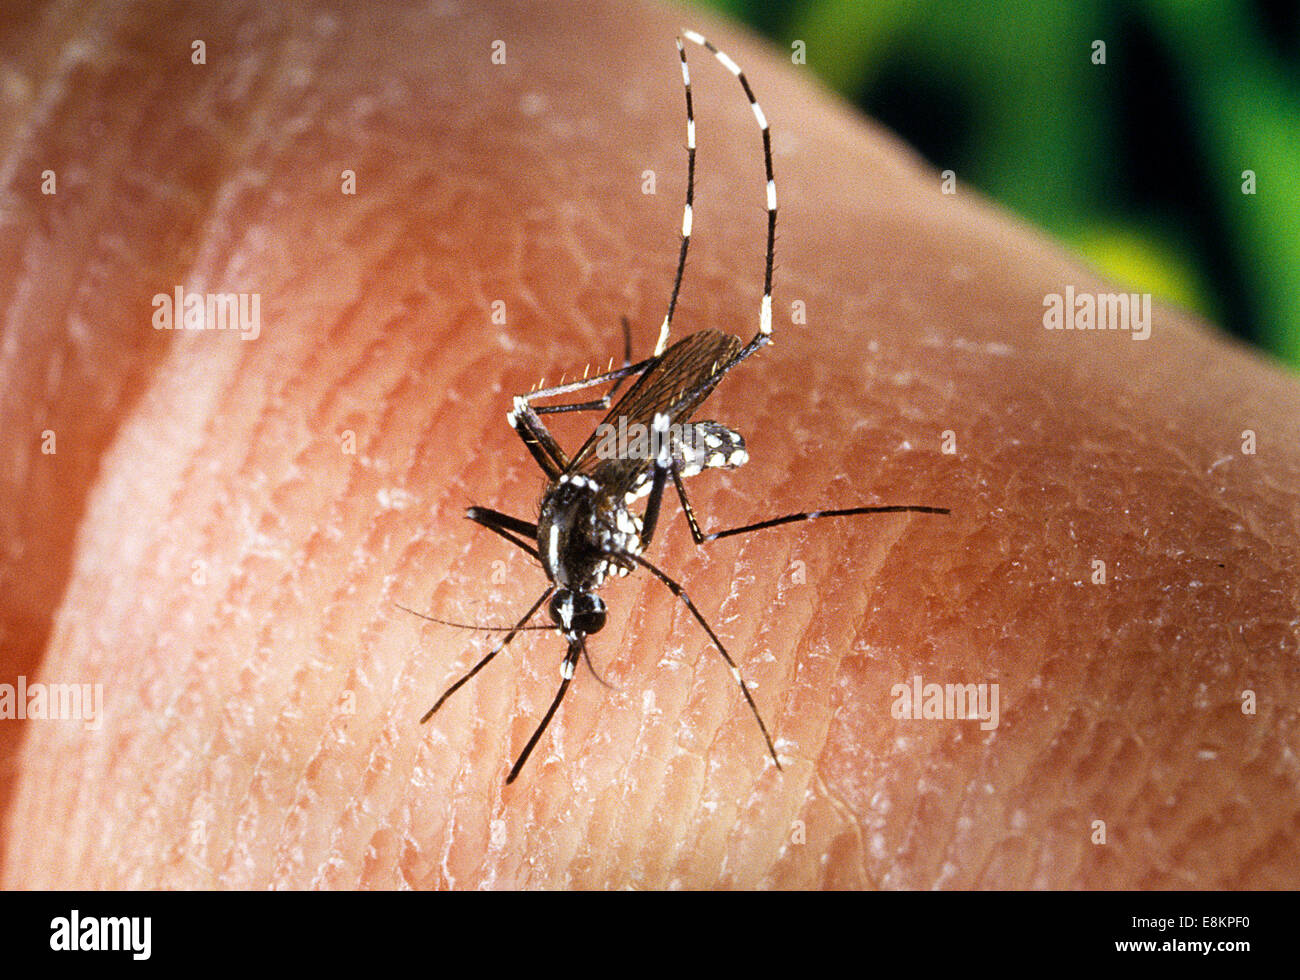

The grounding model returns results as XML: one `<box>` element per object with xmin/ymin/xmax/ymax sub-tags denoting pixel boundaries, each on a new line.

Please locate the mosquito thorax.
<box><xmin>537</xmin><ymin>473</ymin><xmax>643</xmax><ymax>590</ymax></box>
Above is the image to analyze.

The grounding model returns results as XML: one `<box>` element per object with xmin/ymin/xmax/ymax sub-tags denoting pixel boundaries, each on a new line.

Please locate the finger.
<box><xmin>5</xmin><ymin>0</ymin><xmax>1299</xmax><ymax>891</ymax></box>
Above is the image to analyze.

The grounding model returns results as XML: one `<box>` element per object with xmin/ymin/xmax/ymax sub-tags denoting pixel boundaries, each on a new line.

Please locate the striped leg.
<box><xmin>629</xmin><ymin>552</ymin><xmax>782</xmax><ymax>770</ymax></box>
<box><xmin>673</xmin><ymin>478</ymin><xmax>952</xmax><ymax>546</ymax></box>
<box><xmin>507</xmin><ymin>318</ymin><xmax>649</xmax><ymax>479</ymax></box>
<box><xmin>681</xmin><ymin>30</ymin><xmax>776</xmax><ymax>352</ymax></box>
<box><xmin>530</xmin><ymin>316</ymin><xmax>638</xmax><ymax>415</ymax></box>
<box><xmin>659</xmin><ymin>31</ymin><xmax>778</xmax><ymax>418</ymax></box>
<box><xmin>654</xmin><ymin>38</ymin><xmax>698</xmax><ymax>357</ymax></box>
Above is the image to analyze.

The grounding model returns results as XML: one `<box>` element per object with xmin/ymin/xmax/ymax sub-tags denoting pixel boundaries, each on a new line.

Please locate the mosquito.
<box><xmin>412</xmin><ymin>30</ymin><xmax>948</xmax><ymax>784</ymax></box>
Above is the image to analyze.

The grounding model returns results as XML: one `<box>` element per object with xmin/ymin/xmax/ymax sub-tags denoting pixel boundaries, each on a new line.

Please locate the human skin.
<box><xmin>2</xmin><ymin>0</ymin><xmax>1298</xmax><ymax>889</ymax></box>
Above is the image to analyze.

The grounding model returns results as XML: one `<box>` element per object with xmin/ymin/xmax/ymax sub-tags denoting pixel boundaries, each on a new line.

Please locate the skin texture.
<box><xmin>2</xmin><ymin>0</ymin><xmax>1298</xmax><ymax>889</ymax></box>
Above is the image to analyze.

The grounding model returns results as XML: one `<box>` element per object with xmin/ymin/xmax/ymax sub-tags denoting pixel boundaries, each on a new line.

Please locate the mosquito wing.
<box><xmin>566</xmin><ymin>328</ymin><xmax>743</xmax><ymax>477</ymax></box>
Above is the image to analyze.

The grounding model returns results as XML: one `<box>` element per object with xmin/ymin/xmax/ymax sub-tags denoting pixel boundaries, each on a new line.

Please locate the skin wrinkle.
<box><xmin>186</xmin><ymin>375</ymin><xmax>298</xmax><ymax>885</ymax></box>
<box><xmin>242</xmin><ymin>166</ymin><xmax>472</xmax><ymax>853</ymax></box>
<box><xmin>252</xmin><ymin>283</ymin><xmax>431</xmax><ymax>885</ymax></box>
<box><xmin>292</xmin><ymin>438</ymin><xmax>423</xmax><ymax>887</ymax></box>
<box><xmin>85</xmin><ymin>68</ymin><xmax>322</xmax><ymax>873</ymax></box>
<box><xmin>139</xmin><ymin>376</ymin><xmax>248</xmax><ymax>878</ymax></box>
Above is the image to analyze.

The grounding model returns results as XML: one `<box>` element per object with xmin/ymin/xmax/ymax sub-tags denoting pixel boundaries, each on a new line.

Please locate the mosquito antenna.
<box><xmin>396</xmin><ymin>602</ymin><xmax>558</xmax><ymax>632</ymax></box>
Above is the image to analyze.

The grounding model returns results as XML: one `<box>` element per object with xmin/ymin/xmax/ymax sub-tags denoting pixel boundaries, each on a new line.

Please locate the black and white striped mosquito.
<box><xmin>410</xmin><ymin>30</ymin><xmax>948</xmax><ymax>784</ymax></box>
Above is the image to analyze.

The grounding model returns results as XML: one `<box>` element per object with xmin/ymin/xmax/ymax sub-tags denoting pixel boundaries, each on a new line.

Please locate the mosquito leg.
<box><xmin>653</xmin><ymin>37</ymin><xmax>698</xmax><ymax>357</ymax></box>
<box><xmin>697</xmin><ymin>504</ymin><xmax>951</xmax><ymax>543</ymax></box>
<box><xmin>670</xmin><ymin>466</ymin><xmax>709</xmax><ymax>545</ymax></box>
<box><xmin>606</xmin><ymin>315</ymin><xmax>635</xmax><ymax>402</ymax></box>
<box><xmin>525</xmin><ymin>316</ymin><xmax>639</xmax><ymax>402</ymax></box>
<box><xmin>670</xmin><ymin>468</ymin><xmax>949</xmax><ymax>545</ymax></box>
<box><xmin>531</xmin><ymin>319</ymin><xmax>640</xmax><ymax>415</ymax></box>
<box><xmin>524</xmin><ymin>361</ymin><xmax>649</xmax><ymax>407</ymax></box>
<box><xmin>465</xmin><ymin>506</ymin><xmax>541</xmax><ymax>559</ymax></box>
<box><xmin>628</xmin><ymin>552</ymin><xmax>782</xmax><ymax>771</ymax></box>
<box><xmin>676</xmin><ymin>31</ymin><xmax>776</xmax><ymax>371</ymax></box>
<box><xmin>506</xmin><ymin>636</ymin><xmax>583</xmax><ymax>783</ymax></box>
<box><xmin>638</xmin><ymin>412</ymin><xmax>674</xmax><ymax>546</ymax></box>
<box><xmin>507</xmin><ymin>325</ymin><xmax>652</xmax><ymax>478</ymax></box>
<box><xmin>644</xmin><ymin>32</ymin><xmax>779</xmax><ymax>421</ymax></box>
<box><xmin>420</xmin><ymin>587</ymin><xmax>555</xmax><ymax>723</ymax></box>
<box><xmin>507</xmin><ymin>397</ymin><xmax>569</xmax><ymax>479</ymax></box>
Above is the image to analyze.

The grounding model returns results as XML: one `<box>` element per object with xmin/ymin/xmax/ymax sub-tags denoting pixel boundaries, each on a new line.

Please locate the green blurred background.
<box><xmin>692</xmin><ymin>0</ymin><xmax>1300</xmax><ymax>368</ymax></box>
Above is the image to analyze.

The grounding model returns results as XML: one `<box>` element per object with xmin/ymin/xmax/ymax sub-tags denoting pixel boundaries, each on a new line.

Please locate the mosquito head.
<box><xmin>548</xmin><ymin>589</ymin><xmax>607</xmax><ymax>636</ymax></box>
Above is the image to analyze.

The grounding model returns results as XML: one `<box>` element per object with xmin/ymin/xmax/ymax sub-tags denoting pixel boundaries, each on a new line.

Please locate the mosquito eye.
<box><xmin>573</xmin><ymin>596</ymin><xmax>607</xmax><ymax>634</ymax></box>
<box><xmin>547</xmin><ymin>591</ymin><xmax>572</xmax><ymax>629</ymax></box>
